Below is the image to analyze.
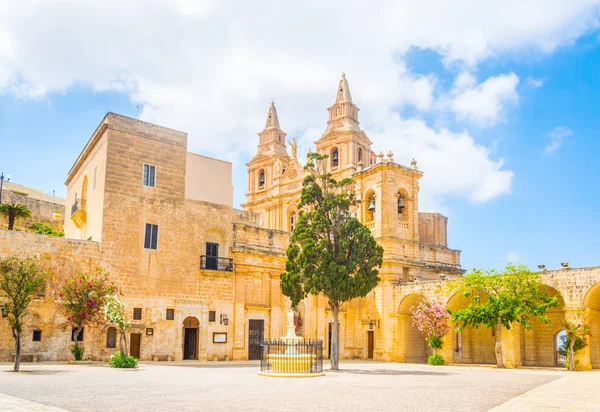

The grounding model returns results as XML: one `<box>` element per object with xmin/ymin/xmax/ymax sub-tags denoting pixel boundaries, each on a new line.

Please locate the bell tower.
<box><xmin>244</xmin><ymin>101</ymin><xmax>290</xmax><ymax>213</ymax></box>
<box><xmin>315</xmin><ymin>73</ymin><xmax>372</xmax><ymax>179</ymax></box>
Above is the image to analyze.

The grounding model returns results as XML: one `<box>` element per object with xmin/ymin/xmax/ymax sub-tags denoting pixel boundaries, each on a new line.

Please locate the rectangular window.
<box><xmin>133</xmin><ymin>308</ymin><xmax>142</xmax><ymax>320</ymax></box>
<box><xmin>144</xmin><ymin>224</ymin><xmax>159</xmax><ymax>250</ymax></box>
<box><xmin>209</xmin><ymin>311</ymin><xmax>216</xmax><ymax>322</ymax></box>
<box><xmin>71</xmin><ymin>328</ymin><xmax>84</xmax><ymax>341</ymax></box>
<box><xmin>143</xmin><ymin>164</ymin><xmax>156</xmax><ymax>187</ymax></box>
<box><xmin>92</xmin><ymin>167</ymin><xmax>97</xmax><ymax>191</ymax></box>
<box><xmin>33</xmin><ymin>330</ymin><xmax>42</xmax><ymax>342</ymax></box>
<box><xmin>205</xmin><ymin>243</ymin><xmax>219</xmax><ymax>270</ymax></box>
<box><xmin>166</xmin><ymin>309</ymin><xmax>175</xmax><ymax>320</ymax></box>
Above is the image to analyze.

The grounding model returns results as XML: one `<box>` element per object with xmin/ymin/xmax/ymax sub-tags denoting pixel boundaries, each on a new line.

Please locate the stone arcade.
<box><xmin>1</xmin><ymin>75</ymin><xmax>599</xmax><ymax>369</ymax></box>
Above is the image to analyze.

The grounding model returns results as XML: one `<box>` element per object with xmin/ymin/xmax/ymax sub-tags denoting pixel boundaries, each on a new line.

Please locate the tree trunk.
<box><xmin>568</xmin><ymin>338</ymin><xmax>576</xmax><ymax>371</ymax></box>
<box><xmin>495</xmin><ymin>319</ymin><xmax>504</xmax><ymax>368</ymax></box>
<box><xmin>119</xmin><ymin>329</ymin><xmax>128</xmax><ymax>355</ymax></box>
<box><xmin>7</xmin><ymin>213</ymin><xmax>15</xmax><ymax>230</ymax></box>
<box><xmin>12</xmin><ymin>328</ymin><xmax>21</xmax><ymax>372</ymax></box>
<box><xmin>74</xmin><ymin>327</ymin><xmax>82</xmax><ymax>349</ymax></box>
<box><xmin>330</xmin><ymin>304</ymin><xmax>340</xmax><ymax>370</ymax></box>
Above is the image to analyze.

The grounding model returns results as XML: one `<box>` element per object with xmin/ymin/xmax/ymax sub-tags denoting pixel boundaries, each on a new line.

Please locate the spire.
<box><xmin>335</xmin><ymin>72</ymin><xmax>352</xmax><ymax>104</ymax></box>
<box><xmin>265</xmin><ymin>101</ymin><xmax>281</xmax><ymax>129</ymax></box>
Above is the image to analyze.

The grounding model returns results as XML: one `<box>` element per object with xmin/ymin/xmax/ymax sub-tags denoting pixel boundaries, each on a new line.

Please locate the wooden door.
<box><xmin>184</xmin><ymin>328</ymin><xmax>198</xmax><ymax>360</ymax></box>
<box><xmin>367</xmin><ymin>331</ymin><xmax>374</xmax><ymax>359</ymax></box>
<box><xmin>248</xmin><ymin>319</ymin><xmax>264</xmax><ymax>360</ymax></box>
<box><xmin>130</xmin><ymin>333</ymin><xmax>141</xmax><ymax>359</ymax></box>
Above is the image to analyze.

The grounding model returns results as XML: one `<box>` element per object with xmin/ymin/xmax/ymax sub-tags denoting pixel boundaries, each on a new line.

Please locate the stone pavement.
<box><xmin>0</xmin><ymin>362</ymin><xmax>597</xmax><ymax>411</ymax></box>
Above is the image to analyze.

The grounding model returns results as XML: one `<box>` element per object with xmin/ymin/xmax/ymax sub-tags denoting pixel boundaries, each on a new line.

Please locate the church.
<box><xmin>5</xmin><ymin>75</ymin><xmax>599</xmax><ymax>369</ymax></box>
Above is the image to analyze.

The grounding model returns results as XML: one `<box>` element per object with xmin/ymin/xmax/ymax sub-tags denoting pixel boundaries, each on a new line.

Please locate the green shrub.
<box><xmin>70</xmin><ymin>346</ymin><xmax>85</xmax><ymax>361</ymax></box>
<box><xmin>29</xmin><ymin>222</ymin><xmax>64</xmax><ymax>237</ymax></box>
<box><xmin>109</xmin><ymin>351</ymin><xmax>138</xmax><ymax>368</ymax></box>
<box><xmin>427</xmin><ymin>336</ymin><xmax>443</xmax><ymax>349</ymax></box>
<box><xmin>428</xmin><ymin>354</ymin><xmax>445</xmax><ymax>365</ymax></box>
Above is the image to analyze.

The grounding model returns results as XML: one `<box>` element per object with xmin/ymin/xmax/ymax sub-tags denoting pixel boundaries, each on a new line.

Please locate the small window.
<box><xmin>357</xmin><ymin>147</ymin><xmax>363</xmax><ymax>164</ymax></box>
<box><xmin>106</xmin><ymin>327</ymin><xmax>117</xmax><ymax>348</ymax></box>
<box><xmin>166</xmin><ymin>309</ymin><xmax>175</xmax><ymax>320</ymax></box>
<box><xmin>33</xmin><ymin>330</ymin><xmax>42</xmax><ymax>342</ymax></box>
<box><xmin>92</xmin><ymin>167</ymin><xmax>97</xmax><ymax>191</ymax></box>
<box><xmin>144</xmin><ymin>223</ymin><xmax>159</xmax><ymax>250</ymax></box>
<box><xmin>290</xmin><ymin>212</ymin><xmax>296</xmax><ymax>231</ymax></box>
<box><xmin>71</xmin><ymin>328</ymin><xmax>84</xmax><ymax>341</ymax></box>
<box><xmin>143</xmin><ymin>164</ymin><xmax>156</xmax><ymax>187</ymax></box>
<box><xmin>209</xmin><ymin>311</ymin><xmax>216</xmax><ymax>322</ymax></box>
<box><xmin>331</xmin><ymin>148</ymin><xmax>339</xmax><ymax>168</ymax></box>
<box><xmin>133</xmin><ymin>308</ymin><xmax>142</xmax><ymax>320</ymax></box>
<box><xmin>258</xmin><ymin>169</ymin><xmax>265</xmax><ymax>187</ymax></box>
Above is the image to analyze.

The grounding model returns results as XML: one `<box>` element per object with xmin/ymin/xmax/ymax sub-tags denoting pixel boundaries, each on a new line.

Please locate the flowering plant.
<box><xmin>411</xmin><ymin>299</ymin><xmax>451</xmax><ymax>350</ymax></box>
<box><xmin>104</xmin><ymin>294</ymin><xmax>131</xmax><ymax>355</ymax></box>
<box><xmin>562</xmin><ymin>310</ymin><xmax>592</xmax><ymax>371</ymax></box>
<box><xmin>59</xmin><ymin>270</ymin><xmax>116</xmax><ymax>352</ymax></box>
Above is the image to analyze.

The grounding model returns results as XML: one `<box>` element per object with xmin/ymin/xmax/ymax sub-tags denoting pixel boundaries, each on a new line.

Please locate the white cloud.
<box><xmin>527</xmin><ymin>76</ymin><xmax>545</xmax><ymax>88</ymax></box>
<box><xmin>0</xmin><ymin>0</ymin><xmax>598</xmax><ymax>206</ymax></box>
<box><xmin>444</xmin><ymin>72</ymin><xmax>520</xmax><ymax>125</ymax></box>
<box><xmin>545</xmin><ymin>126</ymin><xmax>573</xmax><ymax>153</ymax></box>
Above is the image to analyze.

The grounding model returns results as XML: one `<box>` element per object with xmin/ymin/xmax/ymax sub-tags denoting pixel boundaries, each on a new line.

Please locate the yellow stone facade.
<box><xmin>1</xmin><ymin>75</ymin><xmax>599</xmax><ymax>369</ymax></box>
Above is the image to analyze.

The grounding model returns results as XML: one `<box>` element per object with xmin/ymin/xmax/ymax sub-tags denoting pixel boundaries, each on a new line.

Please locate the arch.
<box><xmin>81</xmin><ymin>175</ymin><xmax>88</xmax><ymax>211</ymax></box>
<box><xmin>182</xmin><ymin>316</ymin><xmax>199</xmax><ymax>360</ymax></box>
<box><xmin>258</xmin><ymin>169</ymin><xmax>265</xmax><ymax>188</ymax></box>
<box><xmin>289</xmin><ymin>211</ymin><xmax>297</xmax><ymax>232</ymax></box>
<box><xmin>357</xmin><ymin>147</ymin><xmax>364</xmax><ymax>164</ymax></box>
<box><xmin>554</xmin><ymin>329</ymin><xmax>567</xmax><ymax>367</ymax></box>
<box><xmin>521</xmin><ymin>285</ymin><xmax>565</xmax><ymax>367</ymax></box>
<box><xmin>331</xmin><ymin>147</ymin><xmax>339</xmax><ymax>168</ymax></box>
<box><xmin>446</xmin><ymin>290</ymin><xmax>496</xmax><ymax>365</ymax></box>
<box><xmin>364</xmin><ymin>189</ymin><xmax>375</xmax><ymax>223</ymax></box>
<box><xmin>584</xmin><ymin>282</ymin><xmax>600</xmax><ymax>368</ymax></box>
<box><xmin>397</xmin><ymin>294</ymin><xmax>428</xmax><ymax>363</ymax></box>
<box><xmin>397</xmin><ymin>189</ymin><xmax>408</xmax><ymax>222</ymax></box>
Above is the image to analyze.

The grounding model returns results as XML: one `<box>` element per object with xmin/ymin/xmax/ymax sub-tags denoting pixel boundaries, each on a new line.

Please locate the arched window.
<box><xmin>290</xmin><ymin>212</ymin><xmax>297</xmax><ymax>231</ymax></box>
<box><xmin>357</xmin><ymin>147</ymin><xmax>363</xmax><ymax>164</ymax></box>
<box><xmin>398</xmin><ymin>191</ymin><xmax>408</xmax><ymax>222</ymax></box>
<box><xmin>106</xmin><ymin>327</ymin><xmax>116</xmax><ymax>348</ymax></box>
<box><xmin>258</xmin><ymin>169</ymin><xmax>265</xmax><ymax>188</ymax></box>
<box><xmin>331</xmin><ymin>148</ymin><xmax>339</xmax><ymax>168</ymax></box>
<box><xmin>365</xmin><ymin>190</ymin><xmax>375</xmax><ymax>222</ymax></box>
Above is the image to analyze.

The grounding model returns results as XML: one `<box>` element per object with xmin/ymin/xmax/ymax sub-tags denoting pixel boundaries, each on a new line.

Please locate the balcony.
<box><xmin>70</xmin><ymin>199</ymin><xmax>86</xmax><ymax>228</ymax></box>
<box><xmin>201</xmin><ymin>256</ymin><xmax>234</xmax><ymax>272</ymax></box>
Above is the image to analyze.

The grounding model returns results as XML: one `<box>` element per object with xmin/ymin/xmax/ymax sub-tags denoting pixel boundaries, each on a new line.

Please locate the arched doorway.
<box><xmin>521</xmin><ymin>285</ymin><xmax>564</xmax><ymax>367</ymax></box>
<box><xmin>397</xmin><ymin>294</ymin><xmax>428</xmax><ymax>363</ymax></box>
<box><xmin>584</xmin><ymin>283</ymin><xmax>600</xmax><ymax>369</ymax></box>
<box><xmin>555</xmin><ymin>330</ymin><xmax>567</xmax><ymax>367</ymax></box>
<box><xmin>182</xmin><ymin>317</ymin><xmax>199</xmax><ymax>360</ymax></box>
<box><xmin>446</xmin><ymin>291</ymin><xmax>496</xmax><ymax>365</ymax></box>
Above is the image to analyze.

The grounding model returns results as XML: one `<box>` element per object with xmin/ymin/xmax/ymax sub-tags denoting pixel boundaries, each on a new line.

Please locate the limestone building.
<box><xmin>2</xmin><ymin>74</ymin><xmax>599</xmax><ymax>369</ymax></box>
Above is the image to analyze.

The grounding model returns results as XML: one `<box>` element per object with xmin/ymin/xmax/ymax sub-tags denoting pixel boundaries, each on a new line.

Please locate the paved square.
<box><xmin>0</xmin><ymin>362</ymin><xmax>598</xmax><ymax>411</ymax></box>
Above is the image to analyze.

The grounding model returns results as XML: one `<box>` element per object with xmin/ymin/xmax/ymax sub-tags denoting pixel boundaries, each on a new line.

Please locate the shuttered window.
<box><xmin>166</xmin><ymin>309</ymin><xmax>175</xmax><ymax>320</ymax></box>
<box><xmin>144</xmin><ymin>224</ymin><xmax>159</xmax><ymax>250</ymax></box>
<box><xmin>143</xmin><ymin>164</ymin><xmax>156</xmax><ymax>187</ymax></box>
<box><xmin>133</xmin><ymin>308</ymin><xmax>142</xmax><ymax>320</ymax></box>
<box><xmin>209</xmin><ymin>311</ymin><xmax>216</xmax><ymax>322</ymax></box>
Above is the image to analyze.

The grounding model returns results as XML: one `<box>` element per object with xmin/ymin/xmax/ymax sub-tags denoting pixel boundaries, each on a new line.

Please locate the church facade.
<box><xmin>2</xmin><ymin>74</ymin><xmax>598</xmax><ymax>368</ymax></box>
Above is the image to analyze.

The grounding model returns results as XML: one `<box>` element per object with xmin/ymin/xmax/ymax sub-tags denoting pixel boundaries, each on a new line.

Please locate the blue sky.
<box><xmin>1</xmin><ymin>1</ymin><xmax>600</xmax><ymax>271</ymax></box>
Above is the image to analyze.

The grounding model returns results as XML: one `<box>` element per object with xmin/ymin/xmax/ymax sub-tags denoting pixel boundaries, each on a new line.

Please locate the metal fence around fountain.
<box><xmin>260</xmin><ymin>339</ymin><xmax>324</xmax><ymax>374</ymax></box>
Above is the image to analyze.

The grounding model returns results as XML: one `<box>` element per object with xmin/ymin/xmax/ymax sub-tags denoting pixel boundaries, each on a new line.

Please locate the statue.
<box><xmin>288</xmin><ymin>137</ymin><xmax>298</xmax><ymax>159</ymax></box>
<box><xmin>274</xmin><ymin>159</ymin><xmax>282</xmax><ymax>177</ymax></box>
<box><xmin>294</xmin><ymin>308</ymin><xmax>303</xmax><ymax>336</ymax></box>
<box><xmin>287</xmin><ymin>308</ymin><xmax>295</xmax><ymax>328</ymax></box>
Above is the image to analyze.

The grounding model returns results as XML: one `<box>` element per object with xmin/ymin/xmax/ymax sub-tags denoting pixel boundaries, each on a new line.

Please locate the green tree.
<box><xmin>562</xmin><ymin>310</ymin><xmax>591</xmax><ymax>371</ymax></box>
<box><xmin>449</xmin><ymin>263</ymin><xmax>559</xmax><ymax>368</ymax></box>
<box><xmin>104</xmin><ymin>294</ymin><xmax>131</xmax><ymax>355</ymax></box>
<box><xmin>0</xmin><ymin>256</ymin><xmax>48</xmax><ymax>372</ymax></box>
<box><xmin>59</xmin><ymin>271</ymin><xmax>117</xmax><ymax>359</ymax></box>
<box><xmin>0</xmin><ymin>203</ymin><xmax>32</xmax><ymax>230</ymax></box>
<box><xmin>280</xmin><ymin>152</ymin><xmax>384</xmax><ymax>370</ymax></box>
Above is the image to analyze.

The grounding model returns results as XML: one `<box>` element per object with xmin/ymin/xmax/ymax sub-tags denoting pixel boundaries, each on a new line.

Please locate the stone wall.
<box><xmin>0</xmin><ymin>184</ymin><xmax>65</xmax><ymax>232</ymax></box>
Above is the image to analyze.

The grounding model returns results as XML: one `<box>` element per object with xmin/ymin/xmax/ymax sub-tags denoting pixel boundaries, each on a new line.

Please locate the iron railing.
<box><xmin>260</xmin><ymin>339</ymin><xmax>323</xmax><ymax>374</ymax></box>
<box><xmin>200</xmin><ymin>256</ymin><xmax>233</xmax><ymax>272</ymax></box>
<box><xmin>71</xmin><ymin>199</ymin><xmax>86</xmax><ymax>217</ymax></box>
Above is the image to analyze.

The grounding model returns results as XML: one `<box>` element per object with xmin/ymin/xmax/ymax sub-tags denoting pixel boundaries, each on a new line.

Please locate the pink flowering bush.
<box><xmin>411</xmin><ymin>300</ymin><xmax>451</xmax><ymax>350</ymax></box>
<box><xmin>59</xmin><ymin>270</ymin><xmax>116</xmax><ymax>358</ymax></box>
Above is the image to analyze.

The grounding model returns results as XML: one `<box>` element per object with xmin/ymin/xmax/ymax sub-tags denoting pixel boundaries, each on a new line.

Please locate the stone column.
<box><xmin>501</xmin><ymin>324</ymin><xmax>522</xmax><ymax>368</ymax></box>
<box><xmin>232</xmin><ymin>272</ymin><xmax>247</xmax><ymax>360</ymax></box>
<box><xmin>439</xmin><ymin>324</ymin><xmax>454</xmax><ymax>365</ymax></box>
<box><xmin>564</xmin><ymin>309</ymin><xmax>592</xmax><ymax>370</ymax></box>
<box><xmin>199</xmin><ymin>307</ymin><xmax>209</xmax><ymax>361</ymax></box>
<box><xmin>397</xmin><ymin>314</ymin><xmax>409</xmax><ymax>362</ymax></box>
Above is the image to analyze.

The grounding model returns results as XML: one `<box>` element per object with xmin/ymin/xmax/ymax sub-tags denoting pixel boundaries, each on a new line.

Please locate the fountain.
<box><xmin>258</xmin><ymin>309</ymin><xmax>324</xmax><ymax>377</ymax></box>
